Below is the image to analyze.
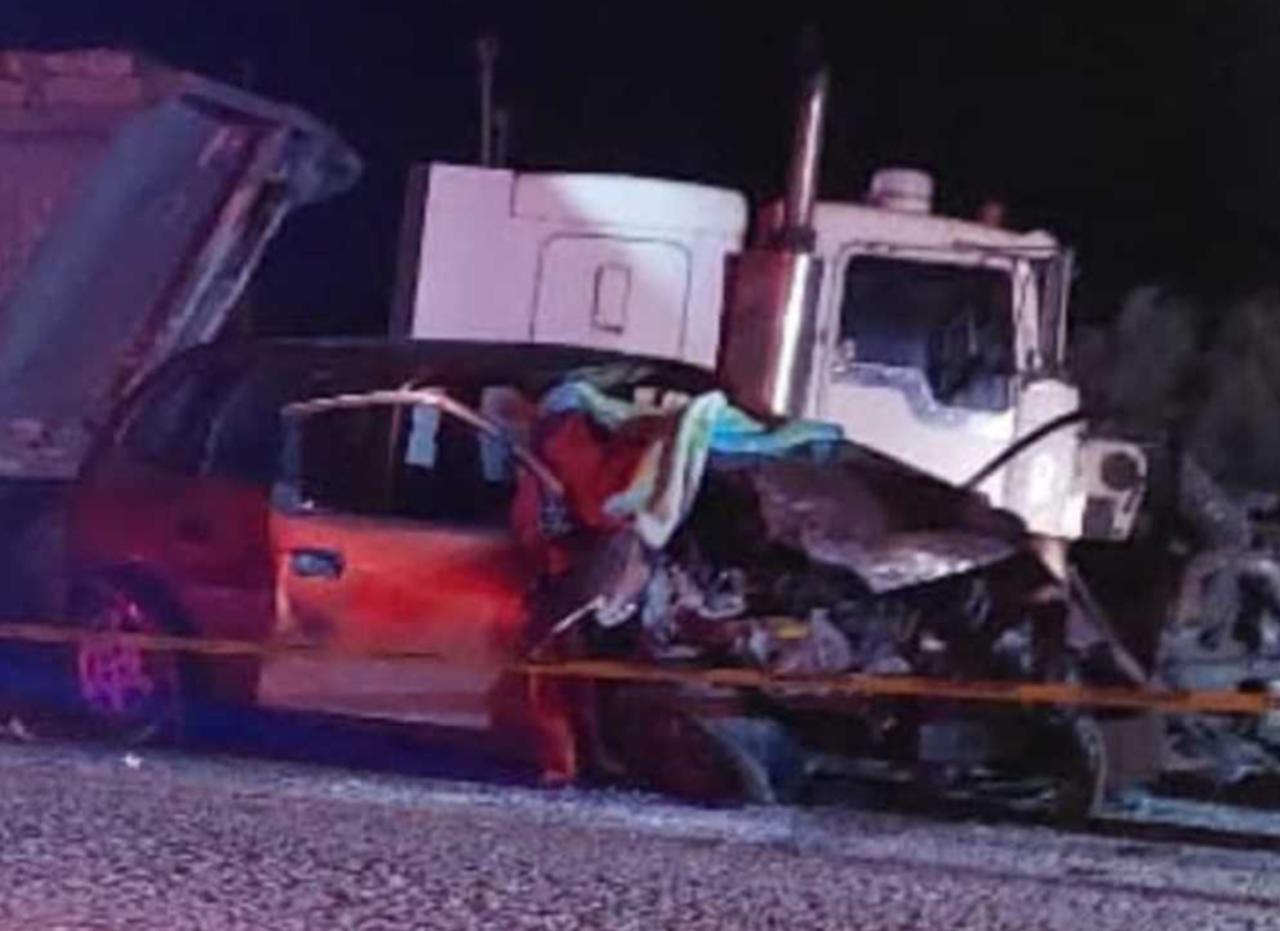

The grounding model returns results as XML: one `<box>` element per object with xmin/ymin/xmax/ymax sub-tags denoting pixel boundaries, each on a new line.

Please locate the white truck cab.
<box><xmin>395</xmin><ymin>162</ymin><xmax>1143</xmax><ymax>543</ymax></box>
<box><xmin>806</xmin><ymin>183</ymin><xmax>1087</xmax><ymax>537</ymax></box>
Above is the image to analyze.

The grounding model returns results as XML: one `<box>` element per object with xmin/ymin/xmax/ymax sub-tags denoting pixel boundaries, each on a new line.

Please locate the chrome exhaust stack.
<box><xmin>781</xmin><ymin>67</ymin><xmax>828</xmax><ymax>247</ymax></box>
<box><xmin>717</xmin><ymin>66</ymin><xmax>828</xmax><ymax>418</ymax></box>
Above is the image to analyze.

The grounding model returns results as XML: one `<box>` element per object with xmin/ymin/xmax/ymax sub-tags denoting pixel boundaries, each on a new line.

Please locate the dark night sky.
<box><xmin>4</xmin><ymin>1</ymin><xmax>1280</xmax><ymax>332</ymax></box>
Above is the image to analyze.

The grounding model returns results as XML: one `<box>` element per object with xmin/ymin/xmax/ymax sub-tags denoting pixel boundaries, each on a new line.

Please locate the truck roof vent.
<box><xmin>867</xmin><ymin>168</ymin><xmax>934</xmax><ymax>214</ymax></box>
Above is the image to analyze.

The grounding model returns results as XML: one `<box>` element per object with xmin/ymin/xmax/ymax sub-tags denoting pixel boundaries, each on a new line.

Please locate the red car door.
<box><xmin>259</xmin><ymin>390</ymin><xmax>539</xmax><ymax>732</ymax></box>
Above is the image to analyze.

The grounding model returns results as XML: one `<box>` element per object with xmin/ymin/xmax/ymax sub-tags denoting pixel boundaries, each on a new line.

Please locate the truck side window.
<box><xmin>839</xmin><ymin>255</ymin><xmax>1015</xmax><ymax>412</ymax></box>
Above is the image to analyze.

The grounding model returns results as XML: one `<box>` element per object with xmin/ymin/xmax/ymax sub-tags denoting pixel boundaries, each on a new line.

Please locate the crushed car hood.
<box><xmin>698</xmin><ymin>444</ymin><xmax>1028</xmax><ymax>594</ymax></box>
<box><xmin>0</xmin><ymin>49</ymin><xmax>361</xmax><ymax>478</ymax></box>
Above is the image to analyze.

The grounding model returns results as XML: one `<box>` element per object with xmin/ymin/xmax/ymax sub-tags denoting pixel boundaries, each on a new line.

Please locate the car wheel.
<box><xmin>67</xmin><ymin>578</ymin><xmax>184</xmax><ymax>744</ymax></box>
<box><xmin>602</xmin><ymin>685</ymin><xmax>804</xmax><ymax>805</ymax></box>
<box><xmin>1048</xmin><ymin>713</ymin><xmax>1108</xmax><ymax>824</ymax></box>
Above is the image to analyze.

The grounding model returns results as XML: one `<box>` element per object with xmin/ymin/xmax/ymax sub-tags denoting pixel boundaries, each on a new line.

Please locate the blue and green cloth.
<box><xmin>541</xmin><ymin>381</ymin><xmax>843</xmax><ymax>547</ymax></box>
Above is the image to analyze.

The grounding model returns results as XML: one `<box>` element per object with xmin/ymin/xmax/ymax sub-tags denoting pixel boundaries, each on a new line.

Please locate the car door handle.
<box><xmin>289</xmin><ymin>548</ymin><xmax>344</xmax><ymax>580</ymax></box>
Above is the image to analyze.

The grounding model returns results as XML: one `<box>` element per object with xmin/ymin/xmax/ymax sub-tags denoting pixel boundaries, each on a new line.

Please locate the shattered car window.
<box><xmin>839</xmin><ymin>255</ymin><xmax>1015</xmax><ymax>412</ymax></box>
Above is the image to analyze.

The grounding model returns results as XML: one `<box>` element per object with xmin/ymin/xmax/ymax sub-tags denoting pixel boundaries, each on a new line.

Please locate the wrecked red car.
<box><xmin>65</xmin><ymin>338</ymin><xmax>1104</xmax><ymax>812</ymax></box>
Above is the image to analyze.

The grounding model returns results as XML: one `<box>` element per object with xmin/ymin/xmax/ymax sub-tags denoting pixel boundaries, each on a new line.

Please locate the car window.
<box><xmin>287</xmin><ymin>385</ymin><xmax>534</xmax><ymax>528</ymax></box>
<box><xmin>121</xmin><ymin>361</ymin><xmax>241</xmax><ymax>475</ymax></box>
<box><xmin>292</xmin><ymin>405</ymin><xmax>399</xmax><ymax>516</ymax></box>
<box><xmin>391</xmin><ymin>406</ymin><xmax>518</xmax><ymax>526</ymax></box>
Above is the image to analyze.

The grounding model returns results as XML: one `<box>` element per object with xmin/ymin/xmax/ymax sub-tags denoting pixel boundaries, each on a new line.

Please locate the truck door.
<box><xmin>532</xmin><ymin>235</ymin><xmax>690</xmax><ymax>359</ymax></box>
<box><xmin>261</xmin><ymin>388</ymin><xmax>538</xmax><ymax>730</ymax></box>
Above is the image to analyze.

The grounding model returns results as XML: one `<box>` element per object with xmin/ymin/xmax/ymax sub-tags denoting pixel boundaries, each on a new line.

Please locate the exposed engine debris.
<box><xmin>519</xmin><ymin>385</ymin><xmax>1106</xmax><ymax>813</ymax></box>
<box><xmin>725</xmin><ymin>456</ymin><xmax>1021</xmax><ymax>594</ymax></box>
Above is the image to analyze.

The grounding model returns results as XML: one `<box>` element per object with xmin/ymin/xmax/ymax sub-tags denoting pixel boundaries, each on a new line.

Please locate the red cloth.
<box><xmin>511</xmin><ymin>411</ymin><xmax>652</xmax><ymax>571</ymax></box>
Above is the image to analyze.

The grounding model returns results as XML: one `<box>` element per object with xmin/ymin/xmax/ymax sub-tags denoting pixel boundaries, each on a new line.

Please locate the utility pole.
<box><xmin>476</xmin><ymin>35</ymin><xmax>499</xmax><ymax>166</ymax></box>
<box><xmin>493</xmin><ymin>106</ymin><xmax>510</xmax><ymax>168</ymax></box>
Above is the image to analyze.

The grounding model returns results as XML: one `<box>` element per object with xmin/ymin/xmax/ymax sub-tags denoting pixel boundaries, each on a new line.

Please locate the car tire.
<box><xmin>64</xmin><ymin>576</ymin><xmax>186</xmax><ymax>745</ymax></box>
<box><xmin>602</xmin><ymin>685</ymin><xmax>806</xmax><ymax>805</ymax></box>
<box><xmin>1049</xmin><ymin>713</ymin><xmax>1108</xmax><ymax>825</ymax></box>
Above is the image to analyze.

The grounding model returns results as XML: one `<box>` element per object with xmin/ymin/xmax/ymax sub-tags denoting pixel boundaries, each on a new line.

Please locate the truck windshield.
<box><xmin>838</xmin><ymin>255</ymin><xmax>1015</xmax><ymax>412</ymax></box>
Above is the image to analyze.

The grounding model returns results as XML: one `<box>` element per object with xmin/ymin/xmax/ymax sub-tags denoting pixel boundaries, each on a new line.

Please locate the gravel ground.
<box><xmin>0</xmin><ymin>742</ymin><xmax>1278</xmax><ymax>930</ymax></box>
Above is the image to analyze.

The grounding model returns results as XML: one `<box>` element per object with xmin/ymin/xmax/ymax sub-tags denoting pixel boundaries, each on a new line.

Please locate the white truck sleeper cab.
<box><xmin>397</xmin><ymin>163</ymin><xmax>745</xmax><ymax>366</ymax></box>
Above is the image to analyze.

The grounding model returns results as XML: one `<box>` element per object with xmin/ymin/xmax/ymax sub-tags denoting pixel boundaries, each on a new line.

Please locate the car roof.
<box><xmin>154</xmin><ymin>337</ymin><xmax>720</xmax><ymax>398</ymax></box>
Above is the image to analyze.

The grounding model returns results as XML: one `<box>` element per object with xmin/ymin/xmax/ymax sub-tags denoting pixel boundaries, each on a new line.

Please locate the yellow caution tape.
<box><xmin>0</xmin><ymin>620</ymin><xmax>1273</xmax><ymax>717</ymax></box>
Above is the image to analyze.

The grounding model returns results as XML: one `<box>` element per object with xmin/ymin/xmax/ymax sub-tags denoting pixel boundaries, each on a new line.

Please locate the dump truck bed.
<box><xmin>0</xmin><ymin>49</ymin><xmax>359</xmax><ymax>480</ymax></box>
<box><xmin>0</xmin><ymin>49</ymin><xmax>359</xmax><ymax>619</ymax></box>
